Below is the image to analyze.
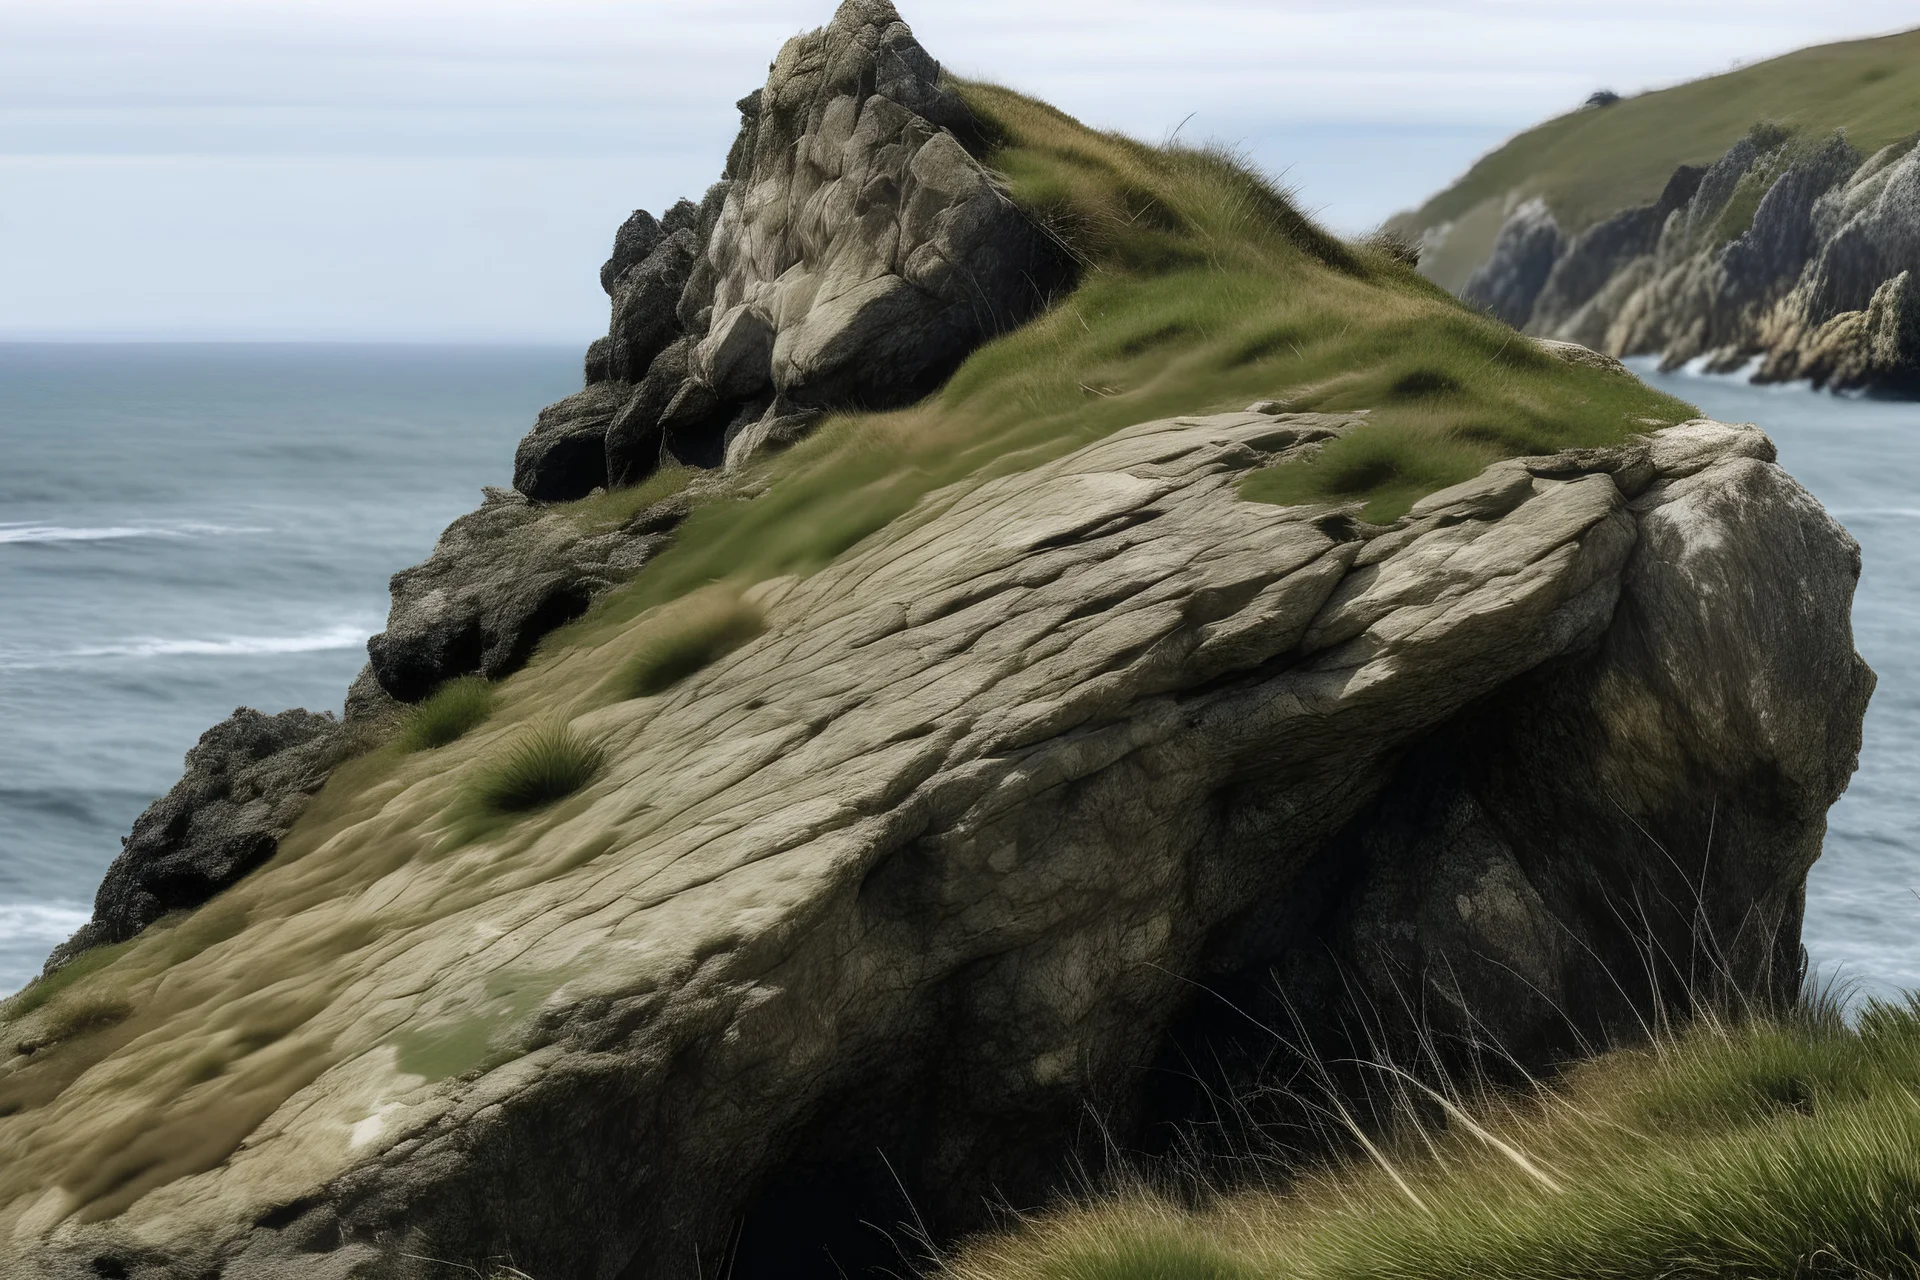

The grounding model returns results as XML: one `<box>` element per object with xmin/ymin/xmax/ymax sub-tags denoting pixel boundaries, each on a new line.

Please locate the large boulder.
<box><xmin>590</xmin><ymin>0</ymin><xmax>1069</xmax><ymax>489</ymax></box>
<box><xmin>0</xmin><ymin>411</ymin><xmax>1871</xmax><ymax>1280</ymax></box>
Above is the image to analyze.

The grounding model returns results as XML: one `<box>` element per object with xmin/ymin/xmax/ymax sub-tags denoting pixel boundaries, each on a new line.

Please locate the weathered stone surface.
<box><xmin>510</xmin><ymin>381</ymin><xmax>630</xmax><ymax>503</ymax></box>
<box><xmin>41</xmin><ymin>709</ymin><xmax>351</xmax><ymax>970</ymax></box>
<box><xmin>365</xmin><ymin>485</ymin><xmax>693</xmax><ymax>703</ymax></box>
<box><xmin>465</xmin><ymin>0</ymin><xmax>1074</xmax><ymax>710</ymax></box>
<box><xmin>0</xmin><ymin>413</ymin><xmax>1871</xmax><ymax>1280</ymax></box>
<box><xmin>688</xmin><ymin>0</ymin><xmax>1069</xmax><ymax>414</ymax></box>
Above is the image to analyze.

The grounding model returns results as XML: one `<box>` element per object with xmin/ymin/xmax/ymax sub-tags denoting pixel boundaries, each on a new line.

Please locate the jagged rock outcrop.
<box><xmin>1434</xmin><ymin>123</ymin><xmax>1920</xmax><ymax>392</ymax></box>
<box><xmin>366</xmin><ymin>484</ymin><xmax>699</xmax><ymax>704</ymax></box>
<box><xmin>0</xmin><ymin>404</ymin><xmax>1872</xmax><ymax>1280</ymax></box>
<box><xmin>41</xmin><ymin>709</ymin><xmax>353</xmax><ymax>969</ymax></box>
<box><xmin>397</xmin><ymin>0</ymin><xmax>1069</xmax><ymax>697</ymax></box>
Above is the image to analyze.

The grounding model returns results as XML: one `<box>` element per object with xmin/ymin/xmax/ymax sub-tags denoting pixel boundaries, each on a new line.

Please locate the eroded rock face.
<box><xmin>0</xmin><ymin>409</ymin><xmax>1871</xmax><ymax>1280</ymax></box>
<box><xmin>1437</xmin><ymin>126</ymin><xmax>1920</xmax><ymax>392</ymax></box>
<box><xmin>550</xmin><ymin>0</ymin><xmax>1067</xmax><ymax>504</ymax></box>
<box><xmin>43</xmin><ymin>709</ymin><xmax>352</xmax><ymax>969</ymax></box>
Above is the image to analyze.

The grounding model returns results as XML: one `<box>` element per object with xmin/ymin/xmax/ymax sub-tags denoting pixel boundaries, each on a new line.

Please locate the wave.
<box><xmin>0</xmin><ymin>621</ymin><xmax>376</xmax><ymax>671</ymax></box>
<box><xmin>70</xmin><ymin>623</ymin><xmax>373</xmax><ymax>660</ymax></box>
<box><xmin>1830</xmin><ymin>508</ymin><xmax>1920</xmax><ymax>521</ymax></box>
<box><xmin>0</xmin><ymin>521</ymin><xmax>271</xmax><ymax>545</ymax></box>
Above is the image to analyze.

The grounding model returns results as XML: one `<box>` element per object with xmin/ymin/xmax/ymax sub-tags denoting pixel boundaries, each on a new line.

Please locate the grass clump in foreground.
<box><xmin>397</xmin><ymin>677</ymin><xmax>496</xmax><ymax>753</ymax></box>
<box><xmin>944</xmin><ymin>997</ymin><xmax>1920</xmax><ymax>1280</ymax></box>
<box><xmin>470</xmin><ymin>724</ymin><xmax>607</xmax><ymax>815</ymax></box>
<box><xmin>553</xmin><ymin>78</ymin><xmax>1692</xmax><ymax>648</ymax></box>
<box><xmin>623</xmin><ymin>589</ymin><xmax>765</xmax><ymax>698</ymax></box>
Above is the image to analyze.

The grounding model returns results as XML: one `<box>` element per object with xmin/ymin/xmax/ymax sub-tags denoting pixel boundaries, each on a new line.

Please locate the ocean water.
<box><xmin>0</xmin><ymin>346</ymin><xmax>1913</xmax><ymax>1003</ymax></box>
<box><xmin>0</xmin><ymin>344</ymin><xmax>578</xmax><ymax>993</ymax></box>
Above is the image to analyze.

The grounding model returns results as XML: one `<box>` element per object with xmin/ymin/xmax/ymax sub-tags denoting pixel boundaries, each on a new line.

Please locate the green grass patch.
<box><xmin>947</xmin><ymin>998</ymin><xmax>1920</xmax><ymax>1280</ymax></box>
<box><xmin>397</xmin><ymin>677</ymin><xmax>496</xmax><ymax>753</ymax></box>
<box><xmin>1396</xmin><ymin>26</ymin><xmax>1920</xmax><ymax>287</ymax></box>
<box><xmin>470</xmin><ymin>723</ymin><xmax>607</xmax><ymax>815</ymax></box>
<box><xmin>622</xmin><ymin>590</ymin><xmax>765</xmax><ymax>698</ymax></box>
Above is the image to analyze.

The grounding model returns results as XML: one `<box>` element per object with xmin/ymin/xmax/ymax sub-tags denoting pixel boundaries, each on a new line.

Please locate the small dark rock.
<box><xmin>600</xmin><ymin>209</ymin><xmax>663</xmax><ymax>295</ymax></box>
<box><xmin>584</xmin><ymin>337</ymin><xmax>613</xmax><ymax>386</ymax></box>
<box><xmin>47</xmin><ymin>708</ymin><xmax>348</xmax><ymax>969</ymax></box>
<box><xmin>608</xmin><ymin>230</ymin><xmax>701</xmax><ymax>383</ymax></box>
<box><xmin>513</xmin><ymin>382</ymin><xmax>632</xmax><ymax>503</ymax></box>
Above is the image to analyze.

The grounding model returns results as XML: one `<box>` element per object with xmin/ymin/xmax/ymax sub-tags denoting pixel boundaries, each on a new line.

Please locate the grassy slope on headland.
<box><xmin>0</xmin><ymin>80</ymin><xmax>1696</xmax><ymax>1226</ymax></box>
<box><xmin>558</xmin><ymin>76</ymin><xmax>1695</xmax><ymax>664</ymax></box>
<box><xmin>1394</xmin><ymin>26</ymin><xmax>1920</xmax><ymax>290</ymax></box>
<box><xmin>946</xmin><ymin>997</ymin><xmax>1920</xmax><ymax>1280</ymax></box>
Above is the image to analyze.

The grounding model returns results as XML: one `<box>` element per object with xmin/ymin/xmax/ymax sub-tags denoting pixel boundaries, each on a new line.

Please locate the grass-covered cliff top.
<box><xmin>1394</xmin><ymin>26</ymin><xmax>1920</xmax><ymax>290</ymax></box>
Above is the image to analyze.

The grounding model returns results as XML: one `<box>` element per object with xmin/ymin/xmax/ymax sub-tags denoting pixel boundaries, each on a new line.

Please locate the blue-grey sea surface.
<box><xmin>0</xmin><ymin>344</ymin><xmax>576</xmax><ymax>993</ymax></box>
<box><xmin>0</xmin><ymin>346</ymin><xmax>1913</xmax><ymax>1003</ymax></box>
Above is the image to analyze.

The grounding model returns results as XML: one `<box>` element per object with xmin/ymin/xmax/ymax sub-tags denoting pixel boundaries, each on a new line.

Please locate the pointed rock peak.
<box><xmin>773</xmin><ymin>0</ymin><xmax>969</xmax><ymax>136</ymax></box>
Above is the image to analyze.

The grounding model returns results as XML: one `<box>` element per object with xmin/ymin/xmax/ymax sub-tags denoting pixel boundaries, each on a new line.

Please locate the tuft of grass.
<box><xmin>470</xmin><ymin>723</ymin><xmax>607</xmax><ymax>815</ymax></box>
<box><xmin>622</xmin><ymin>590</ymin><xmax>765</xmax><ymax>699</ymax></box>
<box><xmin>397</xmin><ymin>677</ymin><xmax>496</xmax><ymax>752</ymax></box>
<box><xmin>944</xmin><ymin>997</ymin><xmax>1920</xmax><ymax>1280</ymax></box>
<box><xmin>0</xmin><ymin>938</ymin><xmax>131</xmax><ymax>1024</ymax></box>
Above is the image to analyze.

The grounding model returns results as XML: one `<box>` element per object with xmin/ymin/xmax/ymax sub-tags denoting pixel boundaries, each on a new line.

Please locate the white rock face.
<box><xmin>692</xmin><ymin>0</ymin><xmax>1061</xmax><ymax>410</ymax></box>
<box><xmin>0</xmin><ymin>411</ymin><xmax>1872</xmax><ymax>1279</ymax></box>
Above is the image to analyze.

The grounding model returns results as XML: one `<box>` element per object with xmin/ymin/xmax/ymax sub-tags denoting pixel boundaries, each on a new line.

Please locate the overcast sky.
<box><xmin>3</xmin><ymin>1</ymin><xmax>1915</xmax><ymax>342</ymax></box>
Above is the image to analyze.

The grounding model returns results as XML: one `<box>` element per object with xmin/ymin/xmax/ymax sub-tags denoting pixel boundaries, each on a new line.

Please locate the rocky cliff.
<box><xmin>1446</xmin><ymin>125</ymin><xmax>1920</xmax><ymax>392</ymax></box>
<box><xmin>0</xmin><ymin>4</ymin><xmax>1875</xmax><ymax>1279</ymax></box>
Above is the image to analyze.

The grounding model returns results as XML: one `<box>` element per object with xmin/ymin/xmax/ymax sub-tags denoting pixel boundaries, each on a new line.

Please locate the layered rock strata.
<box><xmin>0</xmin><ymin>405</ymin><xmax>1872</xmax><ymax>1279</ymax></box>
<box><xmin>1437</xmin><ymin>126</ymin><xmax>1920</xmax><ymax>392</ymax></box>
